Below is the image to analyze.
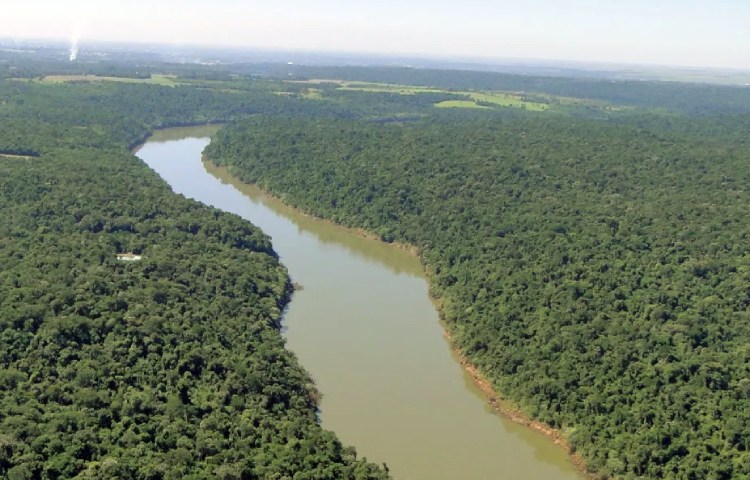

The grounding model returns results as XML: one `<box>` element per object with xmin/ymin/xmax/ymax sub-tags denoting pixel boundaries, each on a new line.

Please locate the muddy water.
<box><xmin>136</xmin><ymin>126</ymin><xmax>584</xmax><ymax>480</ymax></box>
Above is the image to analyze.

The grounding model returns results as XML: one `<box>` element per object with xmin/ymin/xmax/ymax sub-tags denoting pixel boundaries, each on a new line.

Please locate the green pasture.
<box><xmin>39</xmin><ymin>74</ymin><xmax>180</xmax><ymax>86</ymax></box>
<box><xmin>434</xmin><ymin>100</ymin><xmax>489</xmax><ymax>109</ymax></box>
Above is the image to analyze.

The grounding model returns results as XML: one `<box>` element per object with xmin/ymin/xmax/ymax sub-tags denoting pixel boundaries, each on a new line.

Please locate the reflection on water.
<box><xmin>205</xmin><ymin>161</ymin><xmax>424</xmax><ymax>278</ymax></box>
<box><xmin>137</xmin><ymin>125</ymin><xmax>584</xmax><ymax>480</ymax></box>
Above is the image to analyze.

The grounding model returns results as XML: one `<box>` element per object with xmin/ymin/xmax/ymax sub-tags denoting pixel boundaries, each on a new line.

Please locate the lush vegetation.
<box><xmin>287</xmin><ymin>80</ymin><xmax>554</xmax><ymax>111</ymax></box>
<box><xmin>276</xmin><ymin>65</ymin><xmax>750</xmax><ymax>115</ymax></box>
<box><xmin>0</xmin><ymin>62</ymin><xmax>390</xmax><ymax>479</ymax></box>
<box><xmin>207</xmin><ymin>112</ymin><xmax>750</xmax><ymax>479</ymax></box>
<box><xmin>6</xmin><ymin>49</ymin><xmax>750</xmax><ymax>479</ymax></box>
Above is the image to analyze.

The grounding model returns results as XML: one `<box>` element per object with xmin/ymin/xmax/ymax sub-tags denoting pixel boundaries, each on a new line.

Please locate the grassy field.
<box><xmin>27</xmin><ymin>75</ymin><xmax>621</xmax><ymax>112</ymax></box>
<box><xmin>338</xmin><ymin>82</ymin><xmax>448</xmax><ymax>95</ymax></box>
<box><xmin>288</xmin><ymin>79</ymin><xmax>565</xmax><ymax>111</ymax></box>
<box><xmin>349</xmin><ymin>84</ymin><xmax>551</xmax><ymax>110</ymax></box>
<box><xmin>300</xmin><ymin>88</ymin><xmax>324</xmax><ymax>99</ymax></box>
<box><xmin>287</xmin><ymin>79</ymin><xmax>347</xmax><ymax>85</ymax></box>
<box><xmin>273</xmin><ymin>88</ymin><xmax>324</xmax><ymax>100</ymax></box>
<box><xmin>39</xmin><ymin>74</ymin><xmax>180</xmax><ymax>86</ymax></box>
<box><xmin>289</xmin><ymin>79</ymin><xmax>447</xmax><ymax>94</ymax></box>
<box><xmin>0</xmin><ymin>153</ymin><xmax>37</xmax><ymax>160</ymax></box>
<box><xmin>434</xmin><ymin>100</ymin><xmax>489</xmax><ymax>109</ymax></box>
<box><xmin>466</xmin><ymin>92</ymin><xmax>549</xmax><ymax>111</ymax></box>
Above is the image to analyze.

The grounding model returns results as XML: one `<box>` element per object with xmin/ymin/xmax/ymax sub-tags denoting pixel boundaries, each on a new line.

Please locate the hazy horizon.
<box><xmin>3</xmin><ymin>0</ymin><xmax>750</xmax><ymax>71</ymax></box>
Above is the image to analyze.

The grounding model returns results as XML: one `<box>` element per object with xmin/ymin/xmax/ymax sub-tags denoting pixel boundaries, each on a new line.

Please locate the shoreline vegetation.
<box><xmin>203</xmin><ymin>160</ymin><xmax>420</xmax><ymax>255</ymax></box>
<box><xmin>442</xmin><ymin>327</ymin><xmax>597</xmax><ymax>479</ymax></box>
<box><xmin>0</xmin><ymin>74</ymin><xmax>393</xmax><ymax>476</ymax></box>
<box><xmin>204</xmin><ymin>112</ymin><xmax>750</xmax><ymax>479</ymax></box>
<box><xmin>6</xmin><ymin>55</ymin><xmax>750</xmax><ymax>478</ymax></box>
<box><xmin>205</xmin><ymin>158</ymin><xmax>597</xmax><ymax>479</ymax></box>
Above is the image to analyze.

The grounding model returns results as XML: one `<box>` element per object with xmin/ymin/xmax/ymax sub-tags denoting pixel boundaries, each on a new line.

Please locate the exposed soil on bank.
<box><xmin>440</xmin><ymin>328</ymin><xmax>600</xmax><ymax>479</ymax></box>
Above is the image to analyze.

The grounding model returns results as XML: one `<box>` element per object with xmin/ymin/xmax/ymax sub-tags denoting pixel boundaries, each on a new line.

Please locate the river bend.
<box><xmin>136</xmin><ymin>126</ymin><xmax>583</xmax><ymax>480</ymax></box>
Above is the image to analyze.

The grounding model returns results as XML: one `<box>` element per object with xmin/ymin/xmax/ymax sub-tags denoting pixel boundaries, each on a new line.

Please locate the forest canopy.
<box><xmin>0</xmin><ymin>58</ymin><xmax>390</xmax><ymax>479</ymax></box>
<box><xmin>4</xmin><ymin>50</ymin><xmax>750</xmax><ymax>479</ymax></box>
<box><xmin>206</xmin><ymin>112</ymin><xmax>750</xmax><ymax>479</ymax></box>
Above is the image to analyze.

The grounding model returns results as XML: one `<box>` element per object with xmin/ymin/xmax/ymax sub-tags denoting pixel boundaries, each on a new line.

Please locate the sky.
<box><xmin>2</xmin><ymin>0</ymin><xmax>750</xmax><ymax>70</ymax></box>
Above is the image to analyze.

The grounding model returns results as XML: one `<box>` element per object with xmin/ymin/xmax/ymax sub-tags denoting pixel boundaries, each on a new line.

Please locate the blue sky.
<box><xmin>3</xmin><ymin>0</ymin><xmax>750</xmax><ymax>69</ymax></box>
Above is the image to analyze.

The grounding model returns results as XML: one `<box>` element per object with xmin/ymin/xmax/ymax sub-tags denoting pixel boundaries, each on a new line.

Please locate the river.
<box><xmin>135</xmin><ymin>125</ymin><xmax>584</xmax><ymax>480</ymax></box>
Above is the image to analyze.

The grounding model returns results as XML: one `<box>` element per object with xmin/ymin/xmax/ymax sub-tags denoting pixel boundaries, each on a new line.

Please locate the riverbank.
<box><xmin>441</xmin><ymin>328</ymin><xmax>598</xmax><ymax>479</ymax></box>
<box><xmin>205</xmin><ymin>160</ymin><xmax>421</xmax><ymax>257</ymax></box>
<box><xmin>205</xmin><ymin>158</ymin><xmax>598</xmax><ymax>480</ymax></box>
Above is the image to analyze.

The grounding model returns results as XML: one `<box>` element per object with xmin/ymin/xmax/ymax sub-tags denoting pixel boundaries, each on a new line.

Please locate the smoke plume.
<box><xmin>69</xmin><ymin>31</ymin><xmax>81</xmax><ymax>62</ymax></box>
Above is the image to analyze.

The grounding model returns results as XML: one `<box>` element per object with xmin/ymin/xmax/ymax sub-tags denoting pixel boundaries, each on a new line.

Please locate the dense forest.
<box><xmin>0</xmin><ymin>62</ymin><xmax>390</xmax><ymax>479</ymax></box>
<box><xmin>206</xmin><ymin>113</ymin><xmax>750</xmax><ymax>478</ymax></box>
<box><xmin>4</xmin><ymin>49</ymin><xmax>750</xmax><ymax>479</ymax></box>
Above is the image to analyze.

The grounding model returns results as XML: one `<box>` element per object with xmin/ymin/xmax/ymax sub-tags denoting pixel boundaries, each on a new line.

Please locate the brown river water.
<box><xmin>136</xmin><ymin>126</ymin><xmax>584</xmax><ymax>480</ymax></box>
